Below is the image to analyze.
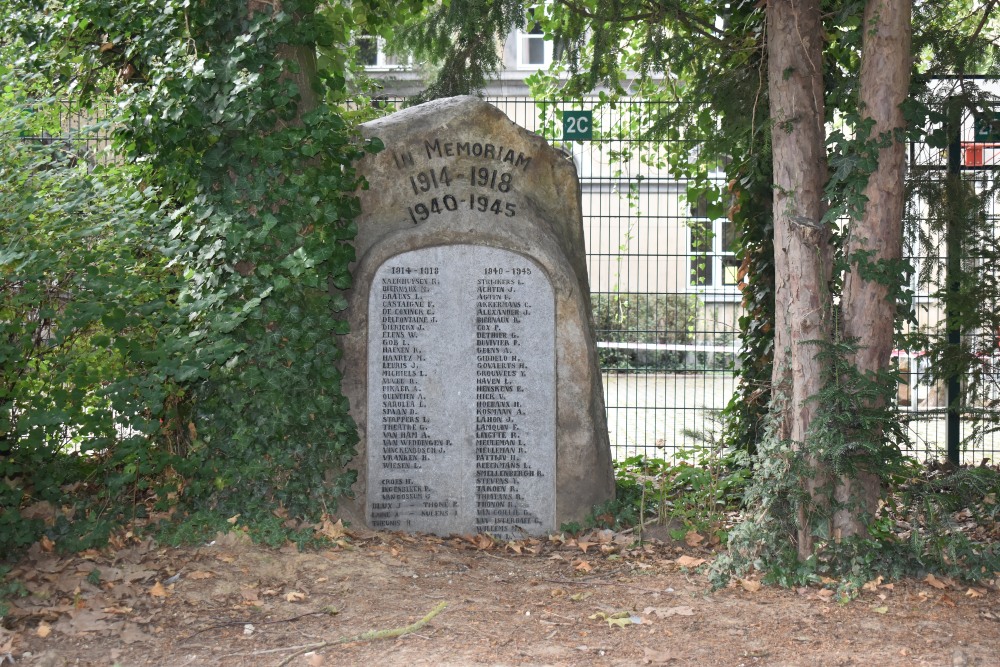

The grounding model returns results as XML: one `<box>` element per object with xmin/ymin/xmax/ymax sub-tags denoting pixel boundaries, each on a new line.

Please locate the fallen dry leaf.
<box><xmin>684</xmin><ymin>531</ymin><xmax>705</xmax><ymax>547</ymax></box>
<box><xmin>816</xmin><ymin>589</ymin><xmax>835</xmax><ymax>600</ymax></box>
<box><xmin>60</xmin><ymin>609</ymin><xmax>120</xmax><ymax>634</ymax></box>
<box><xmin>285</xmin><ymin>591</ymin><xmax>307</xmax><ymax>603</ymax></box>
<box><xmin>643</xmin><ymin>605</ymin><xmax>695</xmax><ymax>618</ymax></box>
<box><xmin>36</xmin><ymin>622</ymin><xmax>52</xmax><ymax>638</ymax></box>
<box><xmin>120</xmin><ymin>624</ymin><xmax>155</xmax><ymax>645</ymax></box>
<box><xmin>593</xmin><ymin>529</ymin><xmax>615</xmax><ymax>544</ymax></box>
<box><xmin>643</xmin><ymin>647</ymin><xmax>678</xmax><ymax>665</ymax></box>
<box><xmin>862</xmin><ymin>576</ymin><xmax>884</xmax><ymax>593</ymax></box>
<box><xmin>148</xmin><ymin>582</ymin><xmax>169</xmax><ymax>598</ymax></box>
<box><xmin>21</xmin><ymin>501</ymin><xmax>58</xmax><ymax>524</ymax></box>
<box><xmin>739</xmin><ymin>579</ymin><xmax>761</xmax><ymax>593</ymax></box>
<box><xmin>966</xmin><ymin>587</ymin><xmax>985</xmax><ymax>598</ymax></box>
<box><xmin>613</xmin><ymin>532</ymin><xmax>634</xmax><ymax>546</ymax></box>
<box><xmin>925</xmin><ymin>574</ymin><xmax>947</xmax><ymax>590</ymax></box>
<box><xmin>573</xmin><ymin>560</ymin><xmax>593</xmax><ymax>573</ymax></box>
<box><xmin>675</xmin><ymin>555</ymin><xmax>705</xmax><ymax>568</ymax></box>
<box><xmin>471</xmin><ymin>533</ymin><xmax>494</xmax><ymax>550</ymax></box>
<box><xmin>577</xmin><ymin>540</ymin><xmax>593</xmax><ymax>553</ymax></box>
<box><xmin>102</xmin><ymin>606</ymin><xmax>134</xmax><ymax>615</ymax></box>
<box><xmin>188</xmin><ymin>570</ymin><xmax>214</xmax><ymax>580</ymax></box>
<box><xmin>589</xmin><ymin>611</ymin><xmax>636</xmax><ymax>628</ymax></box>
<box><xmin>39</xmin><ymin>535</ymin><xmax>55</xmax><ymax>553</ymax></box>
<box><xmin>315</xmin><ymin>516</ymin><xmax>346</xmax><ymax>540</ymax></box>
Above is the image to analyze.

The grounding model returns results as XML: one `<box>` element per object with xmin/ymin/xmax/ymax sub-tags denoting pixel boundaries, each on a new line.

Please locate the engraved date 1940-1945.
<box><xmin>405</xmin><ymin>165</ymin><xmax>516</xmax><ymax>224</ymax></box>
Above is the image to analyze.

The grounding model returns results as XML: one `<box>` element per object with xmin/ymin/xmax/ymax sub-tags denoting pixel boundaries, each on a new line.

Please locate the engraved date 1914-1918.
<box><xmin>405</xmin><ymin>165</ymin><xmax>516</xmax><ymax>224</ymax></box>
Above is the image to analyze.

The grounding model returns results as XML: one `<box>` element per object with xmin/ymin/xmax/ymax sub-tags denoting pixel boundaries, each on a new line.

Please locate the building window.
<box><xmin>356</xmin><ymin>36</ymin><xmax>410</xmax><ymax>70</ymax></box>
<box><xmin>516</xmin><ymin>15</ymin><xmax>553</xmax><ymax>69</ymax></box>
<box><xmin>689</xmin><ymin>217</ymin><xmax>740</xmax><ymax>290</ymax></box>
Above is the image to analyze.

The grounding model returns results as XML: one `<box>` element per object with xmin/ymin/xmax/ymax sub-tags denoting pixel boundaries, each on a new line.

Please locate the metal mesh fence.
<box><xmin>22</xmin><ymin>95</ymin><xmax>1000</xmax><ymax>464</ymax></box>
<box><xmin>904</xmin><ymin>98</ymin><xmax>1000</xmax><ymax>464</ymax></box>
<box><xmin>475</xmin><ymin>98</ymin><xmax>739</xmax><ymax>462</ymax></box>
<box><xmin>13</xmin><ymin>103</ymin><xmax>114</xmax><ymax>169</ymax></box>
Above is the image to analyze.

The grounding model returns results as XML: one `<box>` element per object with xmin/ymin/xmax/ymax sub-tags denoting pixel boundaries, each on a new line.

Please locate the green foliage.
<box><xmin>897</xmin><ymin>464</ymin><xmax>1000</xmax><ymax>570</ymax></box>
<box><xmin>0</xmin><ymin>75</ymin><xmax>180</xmax><ymax>555</ymax></box>
<box><xmin>715</xmin><ymin>370</ymin><xmax>1000</xmax><ymax>591</ymax></box>
<box><xmin>395</xmin><ymin>0</ymin><xmax>524</xmax><ymax>101</ymax></box>
<box><xmin>1</xmin><ymin>0</ymin><xmax>380</xmax><ymax>554</ymax></box>
<box><xmin>716</xmin><ymin>457</ymin><xmax>1000</xmax><ymax>592</ymax></box>
<box><xmin>805</xmin><ymin>338</ymin><xmax>911</xmax><ymax>477</ymax></box>
<box><xmin>97</xmin><ymin>0</ymin><xmax>371</xmax><ymax>519</ymax></box>
<box><xmin>721</xmin><ymin>164</ymin><xmax>775</xmax><ymax>457</ymax></box>
<box><xmin>903</xmin><ymin>123</ymin><xmax>1000</xmax><ymax>446</ymax></box>
<box><xmin>591</xmin><ymin>292</ymin><xmax>703</xmax><ymax>370</ymax></box>
<box><xmin>572</xmin><ymin>443</ymin><xmax>750</xmax><ymax>540</ymax></box>
<box><xmin>154</xmin><ymin>509</ymin><xmax>328</xmax><ymax>550</ymax></box>
<box><xmin>384</xmin><ymin>0</ymin><xmax>1000</xmax><ymax>584</ymax></box>
<box><xmin>658</xmin><ymin>443</ymin><xmax>750</xmax><ymax>540</ymax></box>
<box><xmin>0</xmin><ymin>566</ymin><xmax>29</xmax><ymax>619</ymax></box>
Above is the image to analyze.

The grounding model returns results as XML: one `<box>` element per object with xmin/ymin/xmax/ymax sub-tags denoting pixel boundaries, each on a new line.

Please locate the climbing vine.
<box><xmin>1</xmin><ymin>0</ymin><xmax>379</xmax><ymax>552</ymax></box>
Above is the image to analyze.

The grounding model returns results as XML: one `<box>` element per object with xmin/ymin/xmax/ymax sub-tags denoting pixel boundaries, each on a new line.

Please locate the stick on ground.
<box><xmin>275</xmin><ymin>601</ymin><xmax>448</xmax><ymax>667</ymax></box>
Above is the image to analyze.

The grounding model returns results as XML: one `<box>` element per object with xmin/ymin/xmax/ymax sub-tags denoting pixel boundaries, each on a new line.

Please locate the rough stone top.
<box><xmin>355</xmin><ymin>96</ymin><xmax>588</xmax><ymax>295</ymax></box>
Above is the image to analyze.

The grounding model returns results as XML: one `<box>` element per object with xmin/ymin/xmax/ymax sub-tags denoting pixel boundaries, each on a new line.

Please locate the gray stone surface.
<box><xmin>367</xmin><ymin>246</ymin><xmax>555</xmax><ymax>537</ymax></box>
<box><xmin>339</xmin><ymin>96</ymin><xmax>613</xmax><ymax>535</ymax></box>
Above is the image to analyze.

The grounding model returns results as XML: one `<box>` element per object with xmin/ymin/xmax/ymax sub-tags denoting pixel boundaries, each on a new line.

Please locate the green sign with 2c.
<box><xmin>563</xmin><ymin>110</ymin><xmax>593</xmax><ymax>141</ymax></box>
<box><xmin>974</xmin><ymin>112</ymin><xmax>1000</xmax><ymax>141</ymax></box>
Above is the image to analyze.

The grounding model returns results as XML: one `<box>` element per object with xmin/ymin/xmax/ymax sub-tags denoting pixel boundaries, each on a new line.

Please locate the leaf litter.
<box><xmin>0</xmin><ymin>523</ymin><xmax>998</xmax><ymax>666</ymax></box>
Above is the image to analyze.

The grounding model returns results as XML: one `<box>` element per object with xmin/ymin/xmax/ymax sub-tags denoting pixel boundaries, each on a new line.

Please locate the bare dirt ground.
<box><xmin>3</xmin><ymin>523</ymin><xmax>999</xmax><ymax>667</ymax></box>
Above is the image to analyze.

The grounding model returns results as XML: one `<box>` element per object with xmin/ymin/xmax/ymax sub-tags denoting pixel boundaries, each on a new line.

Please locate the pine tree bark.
<box><xmin>835</xmin><ymin>0</ymin><xmax>912</xmax><ymax>538</ymax></box>
<box><xmin>767</xmin><ymin>0</ymin><xmax>832</xmax><ymax>559</ymax></box>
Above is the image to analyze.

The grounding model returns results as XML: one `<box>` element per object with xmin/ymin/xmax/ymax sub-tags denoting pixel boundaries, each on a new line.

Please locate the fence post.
<box><xmin>946</xmin><ymin>99</ymin><xmax>962</xmax><ymax>465</ymax></box>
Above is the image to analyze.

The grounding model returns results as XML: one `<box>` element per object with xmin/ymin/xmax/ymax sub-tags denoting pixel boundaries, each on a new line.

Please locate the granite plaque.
<box><xmin>367</xmin><ymin>245</ymin><xmax>555</xmax><ymax>537</ymax></box>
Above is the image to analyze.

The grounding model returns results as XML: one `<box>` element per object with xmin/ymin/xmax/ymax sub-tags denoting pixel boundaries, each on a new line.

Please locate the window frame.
<box><xmin>356</xmin><ymin>35</ymin><xmax>411</xmax><ymax>71</ymax></box>
<box><xmin>515</xmin><ymin>18</ymin><xmax>553</xmax><ymax>70</ymax></box>
<box><xmin>687</xmin><ymin>215</ymin><xmax>741</xmax><ymax>296</ymax></box>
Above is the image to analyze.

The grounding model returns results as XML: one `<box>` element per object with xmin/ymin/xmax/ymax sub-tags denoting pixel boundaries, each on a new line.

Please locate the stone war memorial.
<box><xmin>339</xmin><ymin>96</ymin><xmax>613</xmax><ymax>539</ymax></box>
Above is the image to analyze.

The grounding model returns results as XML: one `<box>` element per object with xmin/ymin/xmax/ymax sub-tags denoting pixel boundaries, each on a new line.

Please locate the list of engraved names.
<box><xmin>367</xmin><ymin>245</ymin><xmax>556</xmax><ymax>538</ymax></box>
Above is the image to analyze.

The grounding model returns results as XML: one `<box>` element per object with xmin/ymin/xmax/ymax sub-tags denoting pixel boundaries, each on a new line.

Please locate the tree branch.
<box><xmin>554</xmin><ymin>0</ymin><xmax>726</xmax><ymax>44</ymax></box>
<box><xmin>971</xmin><ymin>0</ymin><xmax>999</xmax><ymax>42</ymax></box>
<box><xmin>274</xmin><ymin>601</ymin><xmax>448</xmax><ymax>667</ymax></box>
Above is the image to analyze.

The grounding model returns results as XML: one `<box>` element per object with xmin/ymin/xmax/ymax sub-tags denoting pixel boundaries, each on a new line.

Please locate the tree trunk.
<box><xmin>767</xmin><ymin>0</ymin><xmax>832</xmax><ymax>559</ymax></box>
<box><xmin>835</xmin><ymin>0</ymin><xmax>912</xmax><ymax>538</ymax></box>
<box><xmin>247</xmin><ymin>0</ymin><xmax>319</xmax><ymax>118</ymax></box>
